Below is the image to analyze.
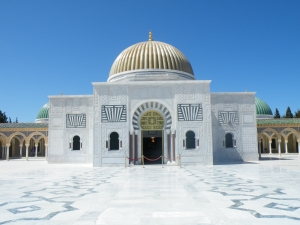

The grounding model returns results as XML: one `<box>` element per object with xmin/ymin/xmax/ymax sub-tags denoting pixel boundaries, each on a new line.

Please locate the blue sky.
<box><xmin>1</xmin><ymin>0</ymin><xmax>299</xmax><ymax>122</ymax></box>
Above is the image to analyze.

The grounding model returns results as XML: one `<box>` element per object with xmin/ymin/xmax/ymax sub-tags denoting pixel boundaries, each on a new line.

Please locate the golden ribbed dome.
<box><xmin>109</xmin><ymin>40</ymin><xmax>194</xmax><ymax>77</ymax></box>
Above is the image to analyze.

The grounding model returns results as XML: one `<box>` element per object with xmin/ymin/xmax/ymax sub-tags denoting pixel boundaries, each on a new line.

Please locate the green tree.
<box><xmin>285</xmin><ymin>106</ymin><xmax>293</xmax><ymax>118</ymax></box>
<box><xmin>295</xmin><ymin>109</ymin><xmax>300</xmax><ymax>118</ymax></box>
<box><xmin>0</xmin><ymin>110</ymin><xmax>8</xmax><ymax>123</ymax></box>
<box><xmin>274</xmin><ymin>108</ymin><xmax>281</xmax><ymax>118</ymax></box>
<box><xmin>15</xmin><ymin>117</ymin><xmax>18</xmax><ymax>123</ymax></box>
<box><xmin>9</xmin><ymin>117</ymin><xmax>12</xmax><ymax>123</ymax></box>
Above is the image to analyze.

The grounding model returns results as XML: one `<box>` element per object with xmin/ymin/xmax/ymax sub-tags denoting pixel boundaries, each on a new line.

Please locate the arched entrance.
<box><xmin>140</xmin><ymin>110</ymin><xmax>164</xmax><ymax>164</ymax></box>
<box><xmin>130</xmin><ymin>101</ymin><xmax>173</xmax><ymax>165</ymax></box>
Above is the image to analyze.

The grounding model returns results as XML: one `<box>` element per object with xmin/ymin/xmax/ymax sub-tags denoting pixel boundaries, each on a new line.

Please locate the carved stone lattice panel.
<box><xmin>206</xmin><ymin>122</ymin><xmax>212</xmax><ymax>154</ymax></box>
<box><xmin>66</xmin><ymin>114</ymin><xmax>86</xmax><ymax>128</ymax></box>
<box><xmin>101</xmin><ymin>124</ymin><xmax>127</xmax><ymax>155</ymax></box>
<box><xmin>242</xmin><ymin>127</ymin><xmax>257</xmax><ymax>154</ymax></box>
<box><xmin>205</xmin><ymin>94</ymin><xmax>210</xmax><ymax>103</ymax></box>
<box><xmin>140</xmin><ymin>110</ymin><xmax>164</xmax><ymax>130</ymax></box>
<box><xmin>49</xmin><ymin>130</ymin><xmax>63</xmax><ymax>155</ymax></box>
<box><xmin>184</xmin><ymin>85</ymin><xmax>195</xmax><ymax>100</ymax></box>
<box><xmin>101</xmin><ymin>105</ymin><xmax>126</xmax><ymax>123</ymax></box>
<box><xmin>240</xmin><ymin>104</ymin><xmax>255</xmax><ymax>111</ymax></box>
<box><xmin>177</xmin><ymin>104</ymin><xmax>203</xmax><ymax>121</ymax></box>
<box><xmin>51</xmin><ymin>101</ymin><xmax>63</xmax><ymax>113</ymax></box>
<box><xmin>176</xmin><ymin>85</ymin><xmax>185</xmax><ymax>102</ymax></box>
<box><xmin>99</xmin><ymin>87</ymin><xmax>109</xmax><ymax>105</ymax></box>
<box><xmin>93</xmin><ymin>124</ymin><xmax>99</xmax><ymax>156</ymax></box>
<box><xmin>195</xmin><ymin>85</ymin><xmax>204</xmax><ymax>102</ymax></box>
<box><xmin>94</xmin><ymin>106</ymin><xmax>99</xmax><ymax>123</ymax></box>
<box><xmin>218</xmin><ymin>111</ymin><xmax>239</xmax><ymax>125</ymax></box>
<box><xmin>131</xmin><ymin>86</ymin><xmax>172</xmax><ymax>100</ymax></box>
<box><xmin>109</xmin><ymin>86</ymin><xmax>120</xmax><ymax>102</ymax></box>
<box><xmin>119</xmin><ymin>86</ymin><xmax>127</xmax><ymax>104</ymax></box>
<box><xmin>66</xmin><ymin>100</ymin><xmax>72</xmax><ymax>113</ymax></box>
<box><xmin>94</xmin><ymin>89</ymin><xmax>99</xmax><ymax>106</ymax></box>
<box><xmin>241</xmin><ymin>95</ymin><xmax>255</xmax><ymax>104</ymax></box>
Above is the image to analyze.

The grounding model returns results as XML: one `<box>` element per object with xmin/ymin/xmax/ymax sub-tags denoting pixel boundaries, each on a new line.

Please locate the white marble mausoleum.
<box><xmin>47</xmin><ymin>33</ymin><xmax>258</xmax><ymax>166</ymax></box>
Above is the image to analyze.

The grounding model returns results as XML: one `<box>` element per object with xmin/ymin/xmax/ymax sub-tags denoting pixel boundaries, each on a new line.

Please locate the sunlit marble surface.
<box><xmin>0</xmin><ymin>155</ymin><xmax>300</xmax><ymax>225</ymax></box>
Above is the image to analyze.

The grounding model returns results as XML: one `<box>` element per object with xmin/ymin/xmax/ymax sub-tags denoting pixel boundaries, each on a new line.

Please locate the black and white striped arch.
<box><xmin>132</xmin><ymin>102</ymin><xmax>172</xmax><ymax>130</ymax></box>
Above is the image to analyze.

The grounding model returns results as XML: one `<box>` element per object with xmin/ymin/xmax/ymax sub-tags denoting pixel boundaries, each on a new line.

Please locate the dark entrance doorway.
<box><xmin>142</xmin><ymin>130</ymin><xmax>163</xmax><ymax>164</ymax></box>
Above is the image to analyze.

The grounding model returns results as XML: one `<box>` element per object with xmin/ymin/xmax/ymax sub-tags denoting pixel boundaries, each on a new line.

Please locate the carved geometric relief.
<box><xmin>184</xmin><ymin>86</ymin><xmax>194</xmax><ymax>100</ymax></box>
<box><xmin>100</xmin><ymin>87</ymin><xmax>109</xmax><ymax>105</ymax></box>
<box><xmin>218</xmin><ymin>111</ymin><xmax>239</xmax><ymax>125</ymax></box>
<box><xmin>66</xmin><ymin>114</ymin><xmax>86</xmax><ymax>128</ymax></box>
<box><xmin>51</xmin><ymin>100</ymin><xmax>63</xmax><ymax>113</ymax></box>
<box><xmin>242</xmin><ymin>127</ymin><xmax>257</xmax><ymax>154</ymax></box>
<box><xmin>178</xmin><ymin>104</ymin><xmax>203</xmax><ymax>121</ymax></box>
<box><xmin>101</xmin><ymin>105</ymin><xmax>126</xmax><ymax>123</ymax></box>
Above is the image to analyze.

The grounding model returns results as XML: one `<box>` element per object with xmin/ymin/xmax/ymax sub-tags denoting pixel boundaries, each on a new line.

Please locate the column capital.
<box><xmin>6</xmin><ymin>144</ymin><xmax>10</xmax><ymax>147</ymax></box>
<box><xmin>278</xmin><ymin>140</ymin><xmax>281</xmax><ymax>143</ymax></box>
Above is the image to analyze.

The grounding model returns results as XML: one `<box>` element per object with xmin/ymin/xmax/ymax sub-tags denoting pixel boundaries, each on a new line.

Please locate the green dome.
<box><xmin>36</xmin><ymin>103</ymin><xmax>49</xmax><ymax>119</ymax></box>
<box><xmin>255</xmin><ymin>97</ymin><xmax>272</xmax><ymax>115</ymax></box>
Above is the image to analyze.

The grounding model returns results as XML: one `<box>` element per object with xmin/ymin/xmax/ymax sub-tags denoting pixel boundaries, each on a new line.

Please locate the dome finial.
<box><xmin>149</xmin><ymin>31</ymin><xmax>153</xmax><ymax>41</ymax></box>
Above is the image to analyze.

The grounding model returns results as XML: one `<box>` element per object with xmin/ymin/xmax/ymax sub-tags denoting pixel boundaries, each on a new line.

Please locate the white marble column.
<box><xmin>268</xmin><ymin>140</ymin><xmax>272</xmax><ymax>154</ymax></box>
<box><xmin>25</xmin><ymin>144</ymin><xmax>29</xmax><ymax>161</ymax></box>
<box><xmin>19</xmin><ymin>145</ymin><xmax>23</xmax><ymax>158</ymax></box>
<box><xmin>166</xmin><ymin>129</ymin><xmax>171</xmax><ymax>164</ymax></box>
<box><xmin>171</xmin><ymin>130</ymin><xmax>176</xmax><ymax>163</ymax></box>
<box><xmin>2</xmin><ymin>146</ymin><xmax>4</xmax><ymax>159</ymax></box>
<box><xmin>6</xmin><ymin>144</ymin><xmax>10</xmax><ymax>161</ymax></box>
<box><xmin>278</xmin><ymin>140</ymin><xmax>281</xmax><ymax>158</ymax></box>
<box><xmin>35</xmin><ymin>144</ymin><xmax>38</xmax><ymax>157</ymax></box>
<box><xmin>45</xmin><ymin>144</ymin><xmax>48</xmax><ymax>161</ymax></box>
<box><xmin>285</xmin><ymin>140</ymin><xmax>288</xmax><ymax>154</ymax></box>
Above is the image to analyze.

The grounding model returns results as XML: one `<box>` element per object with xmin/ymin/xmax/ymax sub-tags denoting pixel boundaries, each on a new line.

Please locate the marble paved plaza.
<box><xmin>1</xmin><ymin>156</ymin><xmax>300</xmax><ymax>225</ymax></box>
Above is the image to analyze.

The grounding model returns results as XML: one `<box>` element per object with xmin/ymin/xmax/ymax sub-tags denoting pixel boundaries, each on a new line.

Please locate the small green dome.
<box><xmin>255</xmin><ymin>97</ymin><xmax>272</xmax><ymax>115</ymax></box>
<box><xmin>36</xmin><ymin>103</ymin><xmax>49</xmax><ymax>119</ymax></box>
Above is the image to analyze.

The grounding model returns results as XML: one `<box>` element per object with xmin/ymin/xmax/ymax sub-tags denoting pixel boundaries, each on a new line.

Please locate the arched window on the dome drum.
<box><xmin>186</xmin><ymin>131</ymin><xmax>196</xmax><ymax>149</ymax></box>
<box><xmin>73</xmin><ymin>136</ymin><xmax>80</xmax><ymax>150</ymax></box>
<box><xmin>225</xmin><ymin>133</ymin><xmax>233</xmax><ymax>148</ymax></box>
<box><xmin>109</xmin><ymin>132</ymin><xmax>119</xmax><ymax>150</ymax></box>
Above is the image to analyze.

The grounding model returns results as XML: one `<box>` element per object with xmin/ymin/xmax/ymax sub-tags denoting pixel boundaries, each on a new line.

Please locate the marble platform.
<box><xmin>0</xmin><ymin>155</ymin><xmax>300</xmax><ymax>225</ymax></box>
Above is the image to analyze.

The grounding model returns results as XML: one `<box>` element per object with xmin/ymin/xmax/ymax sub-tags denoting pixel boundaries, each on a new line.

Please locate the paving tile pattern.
<box><xmin>0</xmin><ymin>157</ymin><xmax>300</xmax><ymax>225</ymax></box>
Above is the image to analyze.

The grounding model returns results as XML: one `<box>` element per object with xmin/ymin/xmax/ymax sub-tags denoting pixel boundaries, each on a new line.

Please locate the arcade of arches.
<box><xmin>257</xmin><ymin>119</ymin><xmax>300</xmax><ymax>155</ymax></box>
<box><xmin>1</xmin><ymin>119</ymin><xmax>300</xmax><ymax>161</ymax></box>
<box><xmin>0</xmin><ymin>123</ymin><xmax>48</xmax><ymax>161</ymax></box>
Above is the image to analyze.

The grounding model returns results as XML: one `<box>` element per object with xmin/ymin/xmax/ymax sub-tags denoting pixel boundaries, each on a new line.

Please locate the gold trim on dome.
<box><xmin>109</xmin><ymin>41</ymin><xmax>194</xmax><ymax>77</ymax></box>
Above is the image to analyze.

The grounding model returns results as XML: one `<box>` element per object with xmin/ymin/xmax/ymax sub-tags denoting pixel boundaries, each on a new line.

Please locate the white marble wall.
<box><xmin>93</xmin><ymin>80</ymin><xmax>213</xmax><ymax>166</ymax></box>
<box><xmin>211</xmin><ymin>93</ymin><xmax>258</xmax><ymax>163</ymax></box>
<box><xmin>48</xmin><ymin>95</ymin><xmax>94</xmax><ymax>163</ymax></box>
